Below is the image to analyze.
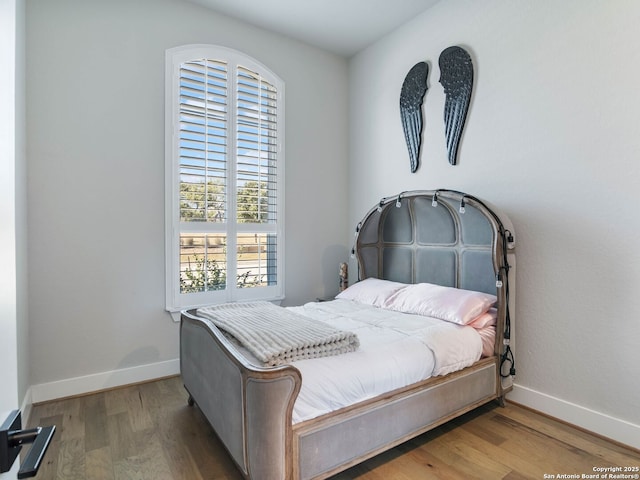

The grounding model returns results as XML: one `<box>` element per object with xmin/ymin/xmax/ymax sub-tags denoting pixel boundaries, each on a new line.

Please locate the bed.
<box><xmin>180</xmin><ymin>189</ymin><xmax>516</xmax><ymax>480</ymax></box>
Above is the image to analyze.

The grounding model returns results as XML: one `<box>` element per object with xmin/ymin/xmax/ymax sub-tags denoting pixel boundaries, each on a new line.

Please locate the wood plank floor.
<box><xmin>27</xmin><ymin>376</ymin><xmax>640</xmax><ymax>479</ymax></box>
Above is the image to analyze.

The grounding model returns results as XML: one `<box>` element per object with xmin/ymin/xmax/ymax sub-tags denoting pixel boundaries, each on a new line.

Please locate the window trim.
<box><xmin>165</xmin><ymin>44</ymin><xmax>285</xmax><ymax>313</ymax></box>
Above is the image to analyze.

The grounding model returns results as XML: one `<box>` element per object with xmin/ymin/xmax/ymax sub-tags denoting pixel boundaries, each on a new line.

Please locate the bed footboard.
<box><xmin>292</xmin><ymin>358</ymin><xmax>498</xmax><ymax>479</ymax></box>
<box><xmin>180</xmin><ymin>311</ymin><xmax>301</xmax><ymax>480</ymax></box>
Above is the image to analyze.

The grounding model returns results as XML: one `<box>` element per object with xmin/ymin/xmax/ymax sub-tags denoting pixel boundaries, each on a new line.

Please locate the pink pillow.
<box><xmin>336</xmin><ymin>278</ymin><xmax>407</xmax><ymax>307</ymax></box>
<box><xmin>383</xmin><ymin>282</ymin><xmax>496</xmax><ymax>325</ymax></box>
<box><xmin>468</xmin><ymin>308</ymin><xmax>497</xmax><ymax>329</ymax></box>
<box><xmin>477</xmin><ymin>325</ymin><xmax>496</xmax><ymax>357</ymax></box>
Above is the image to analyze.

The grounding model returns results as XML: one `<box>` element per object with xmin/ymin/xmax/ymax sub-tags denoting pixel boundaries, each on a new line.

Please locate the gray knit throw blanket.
<box><xmin>197</xmin><ymin>301</ymin><xmax>359</xmax><ymax>366</ymax></box>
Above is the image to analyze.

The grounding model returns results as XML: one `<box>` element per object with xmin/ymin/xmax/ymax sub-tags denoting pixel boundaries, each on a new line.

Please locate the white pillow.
<box><xmin>336</xmin><ymin>278</ymin><xmax>407</xmax><ymax>307</ymax></box>
<box><xmin>383</xmin><ymin>282</ymin><xmax>496</xmax><ymax>325</ymax></box>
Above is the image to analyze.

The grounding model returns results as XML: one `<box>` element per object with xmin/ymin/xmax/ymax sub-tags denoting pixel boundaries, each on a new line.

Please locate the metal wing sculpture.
<box><xmin>399</xmin><ymin>62</ymin><xmax>429</xmax><ymax>173</ymax></box>
<box><xmin>439</xmin><ymin>46</ymin><xmax>473</xmax><ymax>165</ymax></box>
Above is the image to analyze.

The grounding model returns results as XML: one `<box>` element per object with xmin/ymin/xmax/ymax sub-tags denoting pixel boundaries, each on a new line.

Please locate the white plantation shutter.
<box><xmin>236</xmin><ymin>66</ymin><xmax>278</xmax><ymax>224</ymax></box>
<box><xmin>179</xmin><ymin>59</ymin><xmax>227</xmax><ymax>223</ymax></box>
<box><xmin>166</xmin><ymin>45</ymin><xmax>284</xmax><ymax>311</ymax></box>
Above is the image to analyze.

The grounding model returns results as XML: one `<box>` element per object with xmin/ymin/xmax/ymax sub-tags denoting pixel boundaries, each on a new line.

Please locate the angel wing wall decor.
<box><xmin>439</xmin><ymin>46</ymin><xmax>473</xmax><ymax>165</ymax></box>
<box><xmin>399</xmin><ymin>61</ymin><xmax>429</xmax><ymax>173</ymax></box>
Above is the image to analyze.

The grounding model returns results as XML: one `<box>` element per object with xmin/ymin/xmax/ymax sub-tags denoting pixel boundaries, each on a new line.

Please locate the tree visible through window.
<box><xmin>165</xmin><ymin>45</ymin><xmax>284</xmax><ymax>311</ymax></box>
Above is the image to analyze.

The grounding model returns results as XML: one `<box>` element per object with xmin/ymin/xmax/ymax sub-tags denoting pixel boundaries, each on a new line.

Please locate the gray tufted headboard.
<box><xmin>354</xmin><ymin>190</ymin><xmax>515</xmax><ymax>296</ymax></box>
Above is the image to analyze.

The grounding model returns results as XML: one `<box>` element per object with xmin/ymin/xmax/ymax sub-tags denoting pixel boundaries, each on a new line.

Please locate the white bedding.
<box><xmin>286</xmin><ymin>299</ymin><xmax>483</xmax><ymax>423</ymax></box>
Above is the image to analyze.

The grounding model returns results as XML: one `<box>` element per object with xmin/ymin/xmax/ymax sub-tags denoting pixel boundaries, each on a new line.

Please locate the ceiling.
<box><xmin>189</xmin><ymin>0</ymin><xmax>441</xmax><ymax>57</ymax></box>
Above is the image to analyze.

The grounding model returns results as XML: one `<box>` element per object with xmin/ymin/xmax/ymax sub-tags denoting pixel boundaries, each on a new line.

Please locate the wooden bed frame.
<box><xmin>180</xmin><ymin>190</ymin><xmax>516</xmax><ymax>480</ymax></box>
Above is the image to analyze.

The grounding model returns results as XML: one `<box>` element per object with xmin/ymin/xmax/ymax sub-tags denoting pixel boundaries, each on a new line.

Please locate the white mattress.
<box><xmin>286</xmin><ymin>299</ymin><xmax>482</xmax><ymax>423</ymax></box>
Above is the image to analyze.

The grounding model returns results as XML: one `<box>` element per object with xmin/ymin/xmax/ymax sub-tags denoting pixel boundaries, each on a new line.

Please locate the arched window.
<box><xmin>165</xmin><ymin>45</ymin><xmax>284</xmax><ymax>312</ymax></box>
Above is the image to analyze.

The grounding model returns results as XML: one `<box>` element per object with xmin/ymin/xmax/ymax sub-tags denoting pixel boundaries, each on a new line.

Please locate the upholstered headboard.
<box><xmin>354</xmin><ymin>190</ymin><xmax>515</xmax><ymax>296</ymax></box>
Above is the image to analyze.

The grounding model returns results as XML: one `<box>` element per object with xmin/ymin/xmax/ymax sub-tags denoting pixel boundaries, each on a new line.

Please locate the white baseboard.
<box><xmin>30</xmin><ymin>358</ymin><xmax>180</xmax><ymax>404</ymax></box>
<box><xmin>507</xmin><ymin>383</ymin><xmax>640</xmax><ymax>451</ymax></box>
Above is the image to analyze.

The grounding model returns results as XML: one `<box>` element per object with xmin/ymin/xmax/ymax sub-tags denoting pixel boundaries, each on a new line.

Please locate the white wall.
<box><xmin>1</xmin><ymin>0</ymin><xmax>27</xmax><ymax>428</ymax></box>
<box><xmin>26</xmin><ymin>0</ymin><xmax>349</xmax><ymax>393</ymax></box>
<box><xmin>349</xmin><ymin>0</ymin><xmax>640</xmax><ymax>447</ymax></box>
<box><xmin>0</xmin><ymin>0</ymin><xmax>20</xmax><ymax>421</ymax></box>
<box><xmin>15</xmin><ymin>0</ymin><xmax>29</xmax><ymax>409</ymax></box>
